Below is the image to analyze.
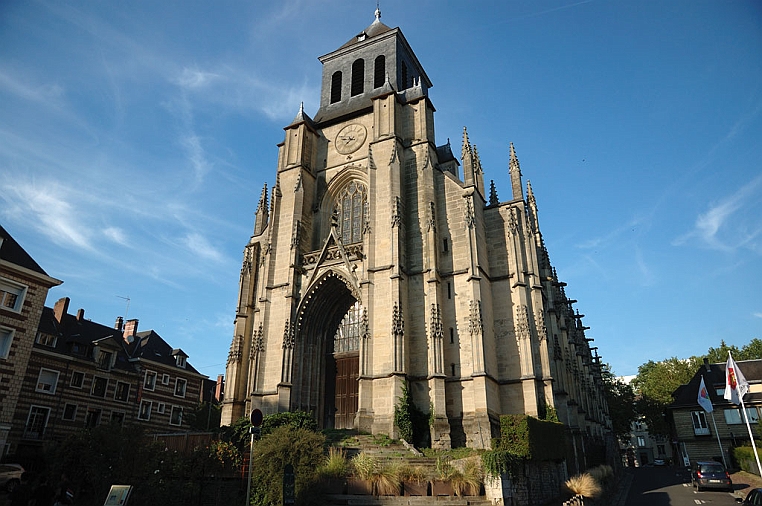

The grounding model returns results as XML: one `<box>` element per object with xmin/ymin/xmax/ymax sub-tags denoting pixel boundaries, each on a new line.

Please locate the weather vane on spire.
<box><xmin>375</xmin><ymin>1</ymin><xmax>381</xmax><ymax>21</ymax></box>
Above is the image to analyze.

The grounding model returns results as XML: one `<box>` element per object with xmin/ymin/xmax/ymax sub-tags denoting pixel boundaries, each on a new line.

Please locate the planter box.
<box><xmin>431</xmin><ymin>479</ymin><xmax>454</xmax><ymax>496</ymax></box>
<box><xmin>403</xmin><ymin>480</ymin><xmax>430</xmax><ymax>496</ymax></box>
<box><xmin>322</xmin><ymin>478</ymin><xmax>346</xmax><ymax>495</ymax></box>
<box><xmin>346</xmin><ymin>478</ymin><xmax>373</xmax><ymax>495</ymax></box>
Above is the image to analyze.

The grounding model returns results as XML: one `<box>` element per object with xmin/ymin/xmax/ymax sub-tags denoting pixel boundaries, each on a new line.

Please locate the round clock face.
<box><xmin>335</xmin><ymin>124</ymin><xmax>367</xmax><ymax>154</ymax></box>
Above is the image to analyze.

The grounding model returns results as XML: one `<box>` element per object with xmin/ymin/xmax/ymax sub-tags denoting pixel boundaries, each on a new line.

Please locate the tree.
<box><xmin>631</xmin><ymin>356</ymin><xmax>701</xmax><ymax>436</ymax></box>
<box><xmin>184</xmin><ymin>401</ymin><xmax>222</xmax><ymax>431</ymax></box>
<box><xmin>601</xmin><ymin>364</ymin><xmax>636</xmax><ymax>442</ymax></box>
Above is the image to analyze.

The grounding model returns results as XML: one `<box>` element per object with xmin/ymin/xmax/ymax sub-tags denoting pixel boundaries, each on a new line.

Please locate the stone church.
<box><xmin>222</xmin><ymin>10</ymin><xmax>611</xmax><ymax>453</ymax></box>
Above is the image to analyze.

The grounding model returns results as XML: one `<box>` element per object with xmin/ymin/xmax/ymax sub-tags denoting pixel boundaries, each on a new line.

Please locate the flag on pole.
<box><xmin>724</xmin><ymin>353</ymin><xmax>749</xmax><ymax>405</ymax></box>
<box><xmin>697</xmin><ymin>376</ymin><xmax>713</xmax><ymax>413</ymax></box>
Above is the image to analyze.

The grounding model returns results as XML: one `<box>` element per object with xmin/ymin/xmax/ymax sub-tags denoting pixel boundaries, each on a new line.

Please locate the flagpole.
<box><xmin>739</xmin><ymin>396</ymin><xmax>762</xmax><ymax>476</ymax></box>
<box><xmin>709</xmin><ymin>411</ymin><xmax>728</xmax><ymax>468</ymax></box>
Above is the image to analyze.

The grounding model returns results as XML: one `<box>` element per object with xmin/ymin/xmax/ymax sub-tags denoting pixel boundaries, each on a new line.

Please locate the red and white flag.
<box><xmin>724</xmin><ymin>353</ymin><xmax>749</xmax><ymax>405</ymax></box>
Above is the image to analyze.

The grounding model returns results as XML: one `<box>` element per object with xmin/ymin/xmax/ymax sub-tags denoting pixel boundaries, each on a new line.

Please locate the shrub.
<box><xmin>398</xmin><ymin>464</ymin><xmax>428</xmax><ymax>484</ymax></box>
<box><xmin>482</xmin><ymin>449</ymin><xmax>522</xmax><ymax>478</ymax></box>
<box><xmin>449</xmin><ymin>457</ymin><xmax>483</xmax><ymax>496</ymax></box>
<box><xmin>249</xmin><ymin>426</ymin><xmax>326</xmax><ymax>506</ymax></box>
<box><xmin>564</xmin><ymin>473</ymin><xmax>601</xmax><ymax>498</ymax></box>
<box><xmin>318</xmin><ymin>447</ymin><xmax>349</xmax><ymax>480</ymax></box>
<box><xmin>495</xmin><ymin>414</ymin><xmax>565</xmax><ymax>461</ymax></box>
<box><xmin>351</xmin><ymin>452</ymin><xmax>378</xmax><ymax>480</ymax></box>
<box><xmin>261</xmin><ymin>410</ymin><xmax>318</xmax><ymax>435</ymax></box>
<box><xmin>373</xmin><ymin>463</ymin><xmax>401</xmax><ymax>495</ymax></box>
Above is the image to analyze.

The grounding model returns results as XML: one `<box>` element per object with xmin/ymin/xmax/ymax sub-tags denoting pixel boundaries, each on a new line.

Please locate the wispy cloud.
<box><xmin>0</xmin><ymin>179</ymin><xmax>94</xmax><ymax>251</ymax></box>
<box><xmin>182</xmin><ymin>232</ymin><xmax>223</xmax><ymax>263</ymax></box>
<box><xmin>754</xmin><ymin>312</ymin><xmax>762</xmax><ymax>319</ymax></box>
<box><xmin>674</xmin><ymin>173</ymin><xmax>762</xmax><ymax>252</ymax></box>
<box><xmin>103</xmin><ymin>227</ymin><xmax>128</xmax><ymax>246</ymax></box>
<box><xmin>0</xmin><ymin>70</ymin><xmax>65</xmax><ymax>105</ymax></box>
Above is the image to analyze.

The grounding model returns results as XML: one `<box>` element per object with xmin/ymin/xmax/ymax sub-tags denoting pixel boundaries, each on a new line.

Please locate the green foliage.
<box><xmin>494</xmin><ymin>414</ymin><xmax>565</xmax><ymax>461</ymax></box>
<box><xmin>706</xmin><ymin>339</ymin><xmax>762</xmax><ymax>363</ymax></box>
<box><xmin>393</xmin><ymin>382</ymin><xmax>430</xmax><ymax>446</ymax></box>
<box><xmin>632</xmin><ymin>357</ymin><xmax>701</xmax><ymax>436</ymax></box>
<box><xmin>481</xmin><ymin>449</ymin><xmax>522</xmax><ymax>478</ymax></box>
<box><xmin>249</xmin><ymin>426</ymin><xmax>326</xmax><ymax>506</ymax></box>
<box><xmin>184</xmin><ymin>401</ymin><xmax>222</xmax><ymax>431</ymax></box>
<box><xmin>317</xmin><ymin>447</ymin><xmax>349</xmax><ymax>480</ymax></box>
<box><xmin>261</xmin><ymin>410</ymin><xmax>318</xmax><ymax>436</ymax></box>
<box><xmin>732</xmin><ymin>445</ymin><xmax>762</xmax><ymax>474</ymax></box>
<box><xmin>350</xmin><ymin>451</ymin><xmax>377</xmax><ymax>480</ymax></box>
<box><xmin>601</xmin><ymin>364</ymin><xmax>637</xmax><ymax>441</ymax></box>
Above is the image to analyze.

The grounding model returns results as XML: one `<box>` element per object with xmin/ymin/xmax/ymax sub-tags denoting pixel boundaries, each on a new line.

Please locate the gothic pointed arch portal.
<box><xmin>291</xmin><ymin>270</ymin><xmax>363</xmax><ymax>429</ymax></box>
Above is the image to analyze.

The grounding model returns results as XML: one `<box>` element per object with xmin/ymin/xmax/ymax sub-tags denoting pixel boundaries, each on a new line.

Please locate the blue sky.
<box><xmin>1</xmin><ymin>1</ymin><xmax>760</xmax><ymax>380</ymax></box>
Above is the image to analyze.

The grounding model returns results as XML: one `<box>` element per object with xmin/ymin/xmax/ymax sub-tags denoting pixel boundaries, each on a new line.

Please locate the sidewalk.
<box><xmin>730</xmin><ymin>469</ymin><xmax>762</xmax><ymax>502</ymax></box>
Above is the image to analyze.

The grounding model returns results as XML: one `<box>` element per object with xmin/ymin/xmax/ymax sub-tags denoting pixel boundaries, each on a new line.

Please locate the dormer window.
<box><xmin>330</xmin><ymin>71</ymin><xmax>342</xmax><ymax>104</ymax></box>
<box><xmin>36</xmin><ymin>332</ymin><xmax>58</xmax><ymax>348</ymax></box>
<box><xmin>176</xmin><ymin>355</ymin><xmax>186</xmax><ymax>369</ymax></box>
<box><xmin>357</xmin><ymin>33</ymin><xmax>366</xmax><ymax>42</ymax></box>
<box><xmin>351</xmin><ymin>59</ymin><xmax>364</xmax><ymax>97</ymax></box>
<box><xmin>97</xmin><ymin>350</ymin><xmax>114</xmax><ymax>370</ymax></box>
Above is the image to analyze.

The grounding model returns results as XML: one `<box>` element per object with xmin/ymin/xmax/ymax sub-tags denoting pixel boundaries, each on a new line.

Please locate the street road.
<box><xmin>625</xmin><ymin>466</ymin><xmax>743</xmax><ymax>506</ymax></box>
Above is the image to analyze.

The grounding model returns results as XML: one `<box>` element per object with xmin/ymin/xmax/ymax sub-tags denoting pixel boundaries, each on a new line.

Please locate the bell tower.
<box><xmin>222</xmin><ymin>10</ymin><xmax>611</xmax><ymax>456</ymax></box>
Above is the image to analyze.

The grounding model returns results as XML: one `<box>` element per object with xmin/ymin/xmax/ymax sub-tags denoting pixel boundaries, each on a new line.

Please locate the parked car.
<box><xmin>0</xmin><ymin>464</ymin><xmax>24</xmax><ymax>492</ymax></box>
<box><xmin>691</xmin><ymin>461</ymin><xmax>732</xmax><ymax>492</ymax></box>
<box><xmin>740</xmin><ymin>488</ymin><xmax>762</xmax><ymax>505</ymax></box>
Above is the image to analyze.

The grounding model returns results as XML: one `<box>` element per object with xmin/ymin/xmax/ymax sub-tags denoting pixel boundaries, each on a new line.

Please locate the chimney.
<box><xmin>123</xmin><ymin>319</ymin><xmax>139</xmax><ymax>343</ymax></box>
<box><xmin>216</xmin><ymin>374</ymin><xmax>225</xmax><ymax>402</ymax></box>
<box><xmin>115</xmin><ymin>316</ymin><xmax>124</xmax><ymax>332</ymax></box>
<box><xmin>53</xmin><ymin>297</ymin><xmax>70</xmax><ymax>323</ymax></box>
<box><xmin>76</xmin><ymin>308</ymin><xmax>85</xmax><ymax>321</ymax></box>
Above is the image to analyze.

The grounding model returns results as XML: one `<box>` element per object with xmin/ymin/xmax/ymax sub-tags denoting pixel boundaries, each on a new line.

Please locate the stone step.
<box><xmin>325</xmin><ymin>495</ymin><xmax>493</xmax><ymax>506</ymax></box>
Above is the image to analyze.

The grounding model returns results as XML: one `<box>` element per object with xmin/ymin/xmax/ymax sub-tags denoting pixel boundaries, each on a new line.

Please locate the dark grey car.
<box><xmin>691</xmin><ymin>460</ymin><xmax>732</xmax><ymax>492</ymax></box>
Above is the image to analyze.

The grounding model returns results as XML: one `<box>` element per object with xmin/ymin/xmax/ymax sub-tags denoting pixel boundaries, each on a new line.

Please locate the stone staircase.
<box><xmin>323</xmin><ymin>434</ymin><xmax>493</xmax><ymax>506</ymax></box>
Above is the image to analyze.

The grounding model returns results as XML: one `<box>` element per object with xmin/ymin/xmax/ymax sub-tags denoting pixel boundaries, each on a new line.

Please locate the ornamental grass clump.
<box><xmin>373</xmin><ymin>462</ymin><xmax>402</xmax><ymax>495</ymax></box>
<box><xmin>449</xmin><ymin>457</ymin><xmax>483</xmax><ymax>496</ymax></box>
<box><xmin>564</xmin><ymin>472</ymin><xmax>601</xmax><ymax>498</ymax></box>
<box><xmin>318</xmin><ymin>447</ymin><xmax>349</xmax><ymax>480</ymax></box>
<box><xmin>588</xmin><ymin>464</ymin><xmax>613</xmax><ymax>487</ymax></box>
<box><xmin>351</xmin><ymin>451</ymin><xmax>377</xmax><ymax>480</ymax></box>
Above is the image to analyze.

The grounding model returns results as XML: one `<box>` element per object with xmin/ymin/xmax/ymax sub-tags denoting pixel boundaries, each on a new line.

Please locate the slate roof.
<box><xmin>339</xmin><ymin>18</ymin><xmax>394</xmax><ymax>49</ymax></box>
<box><xmin>0</xmin><ymin>224</ymin><xmax>49</xmax><ymax>276</ymax></box>
<box><xmin>129</xmin><ymin>330</ymin><xmax>201</xmax><ymax>375</ymax></box>
<box><xmin>670</xmin><ymin>359</ymin><xmax>762</xmax><ymax>409</ymax></box>
<box><xmin>36</xmin><ymin>306</ymin><xmax>133</xmax><ymax>372</ymax></box>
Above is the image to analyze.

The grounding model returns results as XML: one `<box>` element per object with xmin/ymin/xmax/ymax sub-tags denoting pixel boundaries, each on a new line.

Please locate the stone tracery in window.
<box><xmin>333</xmin><ymin>181</ymin><xmax>368</xmax><ymax>244</ymax></box>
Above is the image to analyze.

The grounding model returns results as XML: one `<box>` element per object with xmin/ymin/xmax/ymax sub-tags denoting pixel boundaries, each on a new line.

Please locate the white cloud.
<box><xmin>182</xmin><ymin>232</ymin><xmax>223</xmax><ymax>262</ymax></box>
<box><xmin>0</xmin><ymin>70</ymin><xmax>65</xmax><ymax>105</ymax></box>
<box><xmin>103</xmin><ymin>227</ymin><xmax>128</xmax><ymax>246</ymax></box>
<box><xmin>754</xmin><ymin>313</ymin><xmax>762</xmax><ymax>319</ymax></box>
<box><xmin>674</xmin><ymin>174</ymin><xmax>762</xmax><ymax>252</ymax></box>
<box><xmin>176</xmin><ymin>68</ymin><xmax>222</xmax><ymax>90</ymax></box>
<box><xmin>0</xmin><ymin>179</ymin><xmax>93</xmax><ymax>251</ymax></box>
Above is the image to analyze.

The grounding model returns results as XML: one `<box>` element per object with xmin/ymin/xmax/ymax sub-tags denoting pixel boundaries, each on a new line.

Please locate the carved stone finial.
<box><xmin>489</xmin><ymin>180</ymin><xmax>499</xmax><ymax>205</ymax></box>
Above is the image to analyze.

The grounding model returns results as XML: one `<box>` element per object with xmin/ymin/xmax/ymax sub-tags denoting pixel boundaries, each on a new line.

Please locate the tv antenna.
<box><xmin>116</xmin><ymin>295</ymin><xmax>130</xmax><ymax>319</ymax></box>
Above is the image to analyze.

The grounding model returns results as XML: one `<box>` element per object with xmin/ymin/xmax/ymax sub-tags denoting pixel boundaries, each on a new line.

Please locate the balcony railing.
<box><xmin>23</xmin><ymin>426</ymin><xmax>46</xmax><ymax>440</ymax></box>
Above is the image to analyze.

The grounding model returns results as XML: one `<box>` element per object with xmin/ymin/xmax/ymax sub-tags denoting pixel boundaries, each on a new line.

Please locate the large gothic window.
<box><xmin>351</xmin><ymin>59</ymin><xmax>364</xmax><ymax>97</ymax></box>
<box><xmin>336</xmin><ymin>181</ymin><xmax>367</xmax><ymax>244</ymax></box>
<box><xmin>374</xmin><ymin>55</ymin><xmax>385</xmax><ymax>89</ymax></box>
<box><xmin>334</xmin><ymin>302</ymin><xmax>363</xmax><ymax>354</ymax></box>
<box><xmin>331</xmin><ymin>71</ymin><xmax>342</xmax><ymax>104</ymax></box>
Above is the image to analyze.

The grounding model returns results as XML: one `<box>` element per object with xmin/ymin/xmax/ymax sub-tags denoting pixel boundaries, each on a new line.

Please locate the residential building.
<box><xmin>621</xmin><ymin>417</ymin><xmax>673</xmax><ymax>467</ymax></box>
<box><xmin>0</xmin><ymin>225</ymin><xmax>61</xmax><ymax>455</ymax></box>
<box><xmin>221</xmin><ymin>9</ymin><xmax>613</xmax><ymax>469</ymax></box>
<box><xmin>9</xmin><ymin>297</ymin><xmax>207</xmax><ymax>459</ymax></box>
<box><xmin>668</xmin><ymin>359</ymin><xmax>762</xmax><ymax>468</ymax></box>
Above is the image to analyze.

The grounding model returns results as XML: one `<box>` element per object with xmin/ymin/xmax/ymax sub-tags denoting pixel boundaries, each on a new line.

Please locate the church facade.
<box><xmin>222</xmin><ymin>12</ymin><xmax>611</xmax><ymax>453</ymax></box>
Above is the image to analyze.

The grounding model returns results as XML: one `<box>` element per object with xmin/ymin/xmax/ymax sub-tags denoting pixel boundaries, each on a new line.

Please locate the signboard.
<box><xmin>283</xmin><ymin>464</ymin><xmax>295</xmax><ymax>505</ymax></box>
<box><xmin>103</xmin><ymin>485</ymin><xmax>132</xmax><ymax>506</ymax></box>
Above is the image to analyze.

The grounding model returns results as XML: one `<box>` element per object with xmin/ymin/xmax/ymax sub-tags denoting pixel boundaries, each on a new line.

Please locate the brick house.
<box><xmin>10</xmin><ymin>297</ymin><xmax>208</xmax><ymax>459</ymax></box>
<box><xmin>0</xmin><ymin>225</ymin><xmax>61</xmax><ymax>455</ymax></box>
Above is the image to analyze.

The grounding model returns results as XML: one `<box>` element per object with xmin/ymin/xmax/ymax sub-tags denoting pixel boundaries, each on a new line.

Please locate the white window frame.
<box><xmin>114</xmin><ymin>381</ymin><xmax>130</xmax><ymax>402</ymax></box>
<box><xmin>35</xmin><ymin>331</ymin><xmax>58</xmax><ymax>348</ymax></box>
<box><xmin>176</xmin><ymin>355</ymin><xmax>186</xmax><ymax>369</ymax></box>
<box><xmin>161</xmin><ymin>374</ymin><xmax>170</xmax><ymax>385</ymax></box>
<box><xmin>138</xmin><ymin>400</ymin><xmax>152</xmax><ymax>421</ymax></box>
<box><xmin>0</xmin><ymin>278</ymin><xmax>27</xmax><ymax>313</ymax></box>
<box><xmin>143</xmin><ymin>370</ymin><xmax>157</xmax><ymax>391</ymax></box>
<box><xmin>36</xmin><ymin>368</ymin><xmax>60</xmax><ymax>394</ymax></box>
<box><xmin>70</xmin><ymin>371</ymin><xmax>85</xmax><ymax>388</ymax></box>
<box><xmin>691</xmin><ymin>410</ymin><xmax>710</xmax><ymax>436</ymax></box>
<box><xmin>0</xmin><ymin>326</ymin><xmax>13</xmax><ymax>359</ymax></box>
<box><xmin>62</xmin><ymin>403</ymin><xmax>77</xmax><ymax>421</ymax></box>
<box><xmin>156</xmin><ymin>402</ymin><xmax>166</xmax><ymax>414</ymax></box>
<box><xmin>174</xmin><ymin>378</ymin><xmax>187</xmax><ymax>398</ymax></box>
<box><xmin>169</xmin><ymin>406</ymin><xmax>183</xmax><ymax>427</ymax></box>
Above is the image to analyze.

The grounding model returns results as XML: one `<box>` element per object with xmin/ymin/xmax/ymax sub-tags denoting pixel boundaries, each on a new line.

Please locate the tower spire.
<box><xmin>462</xmin><ymin>127</ymin><xmax>475</xmax><ymax>186</ymax></box>
<box><xmin>509</xmin><ymin>142</ymin><xmax>523</xmax><ymax>200</ymax></box>
<box><xmin>253</xmin><ymin>183</ymin><xmax>269</xmax><ymax>236</ymax></box>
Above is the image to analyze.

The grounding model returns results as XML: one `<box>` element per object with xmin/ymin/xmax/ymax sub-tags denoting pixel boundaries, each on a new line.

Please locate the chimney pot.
<box><xmin>115</xmin><ymin>316</ymin><xmax>124</xmax><ymax>332</ymax></box>
<box><xmin>76</xmin><ymin>308</ymin><xmax>85</xmax><ymax>321</ymax></box>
